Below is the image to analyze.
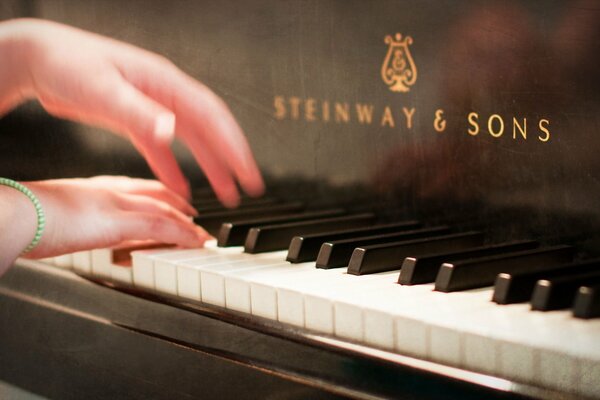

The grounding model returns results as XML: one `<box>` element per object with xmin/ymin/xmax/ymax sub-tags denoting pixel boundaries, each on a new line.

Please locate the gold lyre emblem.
<box><xmin>381</xmin><ymin>33</ymin><xmax>417</xmax><ymax>93</ymax></box>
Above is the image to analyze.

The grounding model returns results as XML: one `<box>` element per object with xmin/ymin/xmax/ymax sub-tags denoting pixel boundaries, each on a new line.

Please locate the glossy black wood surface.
<box><xmin>1</xmin><ymin>0</ymin><xmax>599</xmax><ymax>249</ymax></box>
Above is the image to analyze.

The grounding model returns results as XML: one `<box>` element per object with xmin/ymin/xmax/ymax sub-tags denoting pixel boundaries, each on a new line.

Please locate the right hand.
<box><xmin>0</xmin><ymin>18</ymin><xmax>265</xmax><ymax>206</ymax></box>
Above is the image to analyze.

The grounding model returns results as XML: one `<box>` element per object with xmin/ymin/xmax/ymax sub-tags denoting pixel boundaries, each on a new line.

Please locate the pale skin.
<box><xmin>0</xmin><ymin>19</ymin><xmax>265</xmax><ymax>275</ymax></box>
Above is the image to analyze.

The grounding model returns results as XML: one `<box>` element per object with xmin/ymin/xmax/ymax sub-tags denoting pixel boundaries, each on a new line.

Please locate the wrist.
<box><xmin>0</xmin><ymin>185</ymin><xmax>38</xmax><ymax>271</ymax></box>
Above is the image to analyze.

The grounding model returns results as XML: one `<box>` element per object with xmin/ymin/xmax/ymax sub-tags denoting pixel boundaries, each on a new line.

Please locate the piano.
<box><xmin>1</xmin><ymin>0</ymin><xmax>600</xmax><ymax>398</ymax></box>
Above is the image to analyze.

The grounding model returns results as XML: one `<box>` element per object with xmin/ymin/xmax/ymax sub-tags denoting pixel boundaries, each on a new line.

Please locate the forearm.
<box><xmin>0</xmin><ymin>19</ymin><xmax>36</xmax><ymax>115</ymax></box>
<box><xmin>0</xmin><ymin>185</ymin><xmax>37</xmax><ymax>276</ymax></box>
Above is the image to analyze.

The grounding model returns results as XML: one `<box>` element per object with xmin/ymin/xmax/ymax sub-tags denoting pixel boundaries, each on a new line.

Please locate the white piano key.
<box><xmin>90</xmin><ymin>249</ymin><xmax>112</xmax><ymax>279</ymax></box>
<box><xmin>463</xmin><ymin>332</ymin><xmax>497</xmax><ymax>375</ymax></box>
<box><xmin>579</xmin><ymin>357</ymin><xmax>600</xmax><ymax>398</ymax></box>
<box><xmin>539</xmin><ymin>349</ymin><xmax>578</xmax><ymax>392</ymax></box>
<box><xmin>53</xmin><ymin>254</ymin><xmax>73</xmax><ymax>269</ymax></box>
<box><xmin>222</xmin><ymin>260</ymin><xmax>308</xmax><ymax>314</ymax></box>
<box><xmin>278</xmin><ymin>269</ymin><xmax>398</xmax><ymax>328</ymax></box>
<box><xmin>72</xmin><ymin>251</ymin><xmax>92</xmax><ymax>274</ymax></box>
<box><xmin>224</xmin><ymin>263</ymin><xmax>316</xmax><ymax>319</ymax></box>
<box><xmin>110</xmin><ymin>263</ymin><xmax>134</xmax><ymax>284</ymax></box>
<box><xmin>199</xmin><ymin>257</ymin><xmax>286</xmax><ymax>307</ymax></box>
<box><xmin>171</xmin><ymin>249</ymin><xmax>287</xmax><ymax>305</ymax></box>
<box><xmin>150</xmin><ymin>249</ymin><xmax>213</xmax><ymax>295</ymax></box>
<box><xmin>131</xmin><ymin>248</ymin><xmax>179</xmax><ymax>289</ymax></box>
<box><xmin>38</xmin><ymin>257</ymin><xmax>56</xmax><ymax>266</ymax></box>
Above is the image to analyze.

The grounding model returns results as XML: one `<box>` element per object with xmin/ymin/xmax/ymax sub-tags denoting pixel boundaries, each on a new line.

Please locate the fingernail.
<box><xmin>154</xmin><ymin>112</ymin><xmax>176</xmax><ymax>143</ymax></box>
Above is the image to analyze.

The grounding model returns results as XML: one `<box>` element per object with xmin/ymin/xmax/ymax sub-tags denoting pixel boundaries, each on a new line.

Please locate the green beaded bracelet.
<box><xmin>0</xmin><ymin>178</ymin><xmax>45</xmax><ymax>253</ymax></box>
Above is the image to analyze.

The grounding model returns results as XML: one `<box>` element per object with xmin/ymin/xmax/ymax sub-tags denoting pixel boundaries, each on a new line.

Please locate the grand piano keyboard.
<box><xmin>35</xmin><ymin>193</ymin><xmax>600</xmax><ymax>399</ymax></box>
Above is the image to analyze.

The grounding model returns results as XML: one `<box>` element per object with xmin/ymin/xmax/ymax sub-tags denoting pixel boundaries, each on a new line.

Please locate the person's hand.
<box><xmin>18</xmin><ymin>176</ymin><xmax>208</xmax><ymax>260</ymax></box>
<box><xmin>0</xmin><ymin>18</ymin><xmax>264</xmax><ymax>206</ymax></box>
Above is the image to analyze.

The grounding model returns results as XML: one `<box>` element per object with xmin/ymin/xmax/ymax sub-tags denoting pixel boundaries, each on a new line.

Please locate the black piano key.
<box><xmin>348</xmin><ymin>232</ymin><xmax>484</xmax><ymax>276</ymax></box>
<box><xmin>193</xmin><ymin>197</ymin><xmax>278</xmax><ymax>212</ymax></box>
<box><xmin>573</xmin><ymin>284</ymin><xmax>600</xmax><ymax>319</ymax></box>
<box><xmin>217</xmin><ymin>208</ymin><xmax>346</xmax><ymax>247</ymax></box>
<box><xmin>195</xmin><ymin>202</ymin><xmax>306</xmax><ymax>235</ymax></box>
<box><xmin>244</xmin><ymin>213</ymin><xmax>376</xmax><ymax>254</ymax></box>
<box><xmin>530</xmin><ymin>270</ymin><xmax>600</xmax><ymax>311</ymax></box>
<box><xmin>493</xmin><ymin>259</ymin><xmax>600</xmax><ymax>304</ymax></box>
<box><xmin>315</xmin><ymin>226</ymin><xmax>451</xmax><ymax>270</ymax></box>
<box><xmin>435</xmin><ymin>245</ymin><xmax>575</xmax><ymax>293</ymax></box>
<box><xmin>191</xmin><ymin>187</ymin><xmax>215</xmax><ymax>200</ymax></box>
<box><xmin>399</xmin><ymin>240</ymin><xmax>539</xmax><ymax>285</ymax></box>
<box><xmin>286</xmin><ymin>221</ymin><xmax>421</xmax><ymax>264</ymax></box>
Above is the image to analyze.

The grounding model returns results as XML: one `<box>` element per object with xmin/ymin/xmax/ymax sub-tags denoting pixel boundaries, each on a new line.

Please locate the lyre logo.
<box><xmin>381</xmin><ymin>33</ymin><xmax>417</xmax><ymax>93</ymax></box>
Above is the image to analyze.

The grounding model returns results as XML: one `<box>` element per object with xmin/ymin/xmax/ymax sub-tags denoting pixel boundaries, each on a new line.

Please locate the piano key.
<box><xmin>191</xmin><ymin>187</ymin><xmax>216</xmax><ymax>199</ymax></box>
<box><xmin>531</xmin><ymin>270</ymin><xmax>600</xmax><ymax>311</ymax></box>
<box><xmin>72</xmin><ymin>251</ymin><xmax>92</xmax><ymax>275</ymax></box>
<box><xmin>225</xmin><ymin>263</ymin><xmax>314</xmax><ymax>315</ymax></box>
<box><xmin>131</xmin><ymin>247</ymin><xmax>184</xmax><ymax>289</ymax></box>
<box><xmin>573</xmin><ymin>284</ymin><xmax>600</xmax><ymax>319</ymax></box>
<box><xmin>493</xmin><ymin>259</ymin><xmax>600</xmax><ymax>304</ymax></box>
<box><xmin>133</xmin><ymin>245</ymin><xmax>243</xmax><ymax>293</ymax></box>
<box><xmin>216</xmin><ymin>208</ymin><xmax>344</xmax><ymax>247</ymax></box>
<box><xmin>164</xmin><ymin>247</ymin><xmax>289</xmax><ymax>305</ymax></box>
<box><xmin>279</xmin><ymin>269</ymin><xmax>399</xmax><ymax>329</ymax></box>
<box><xmin>347</xmin><ymin>231</ymin><xmax>484</xmax><ymax>275</ymax></box>
<box><xmin>286</xmin><ymin>220</ymin><xmax>421</xmax><ymax>263</ymax></box>
<box><xmin>315</xmin><ymin>226</ymin><xmax>451</xmax><ymax>269</ymax></box>
<box><xmin>244</xmin><ymin>213</ymin><xmax>376</xmax><ymax>254</ymax></box>
<box><xmin>154</xmin><ymin>249</ymin><xmax>227</xmax><ymax>294</ymax></box>
<box><xmin>434</xmin><ymin>245</ymin><xmax>575</xmax><ymax>292</ymax></box>
<box><xmin>399</xmin><ymin>240</ymin><xmax>539</xmax><ymax>285</ymax></box>
<box><xmin>195</xmin><ymin>202</ymin><xmax>307</xmax><ymax>235</ymax></box>
<box><xmin>90</xmin><ymin>249</ymin><xmax>114</xmax><ymax>279</ymax></box>
<box><xmin>193</xmin><ymin>197</ymin><xmax>279</xmax><ymax>214</ymax></box>
<box><xmin>53</xmin><ymin>254</ymin><xmax>73</xmax><ymax>269</ymax></box>
<box><xmin>39</xmin><ymin>257</ymin><xmax>56</xmax><ymax>265</ymax></box>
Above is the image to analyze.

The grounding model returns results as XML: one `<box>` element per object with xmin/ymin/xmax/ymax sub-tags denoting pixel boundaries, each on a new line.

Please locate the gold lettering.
<box><xmin>434</xmin><ymin>109</ymin><xmax>446</xmax><ymax>132</ymax></box>
<box><xmin>274</xmin><ymin>96</ymin><xmax>286</xmax><ymax>120</ymax></box>
<box><xmin>355</xmin><ymin>103</ymin><xmax>374</xmax><ymax>125</ymax></box>
<box><xmin>322</xmin><ymin>101</ymin><xmax>330</xmax><ymax>122</ymax></box>
<box><xmin>513</xmin><ymin>117</ymin><xmax>527</xmax><ymax>140</ymax></box>
<box><xmin>467</xmin><ymin>112</ymin><xmax>479</xmax><ymax>136</ymax></box>
<box><xmin>305</xmin><ymin>98</ymin><xmax>316</xmax><ymax>122</ymax></box>
<box><xmin>538</xmin><ymin>119</ymin><xmax>550</xmax><ymax>142</ymax></box>
<box><xmin>402</xmin><ymin>107</ymin><xmax>416</xmax><ymax>129</ymax></box>
<box><xmin>289</xmin><ymin>97</ymin><xmax>301</xmax><ymax>120</ymax></box>
<box><xmin>335</xmin><ymin>102</ymin><xmax>350</xmax><ymax>123</ymax></box>
<box><xmin>488</xmin><ymin>114</ymin><xmax>504</xmax><ymax>138</ymax></box>
<box><xmin>381</xmin><ymin>106</ymin><xmax>395</xmax><ymax>127</ymax></box>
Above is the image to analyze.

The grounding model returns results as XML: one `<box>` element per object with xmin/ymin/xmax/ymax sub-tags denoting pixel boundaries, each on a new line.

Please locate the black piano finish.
<box><xmin>1</xmin><ymin>0</ymin><xmax>600</xmax><ymax>249</ymax></box>
<box><xmin>0</xmin><ymin>262</ymin><xmax>548</xmax><ymax>400</ymax></box>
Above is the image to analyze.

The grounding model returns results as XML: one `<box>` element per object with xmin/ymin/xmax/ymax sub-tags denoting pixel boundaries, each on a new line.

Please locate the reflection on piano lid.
<box><xmin>23</xmin><ymin>193</ymin><xmax>600</xmax><ymax>399</ymax></box>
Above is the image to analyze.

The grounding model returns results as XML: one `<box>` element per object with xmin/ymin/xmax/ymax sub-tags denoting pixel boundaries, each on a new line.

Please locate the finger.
<box><xmin>115</xmin><ymin>212</ymin><xmax>208</xmax><ymax>248</ymax></box>
<box><xmin>91</xmin><ymin>176</ymin><xmax>196</xmax><ymax>216</ymax></box>
<box><xmin>115</xmin><ymin>56</ymin><xmax>265</xmax><ymax>199</ymax></box>
<box><xmin>129</xmin><ymin>134</ymin><xmax>191</xmax><ymax>201</ymax></box>
<box><xmin>179</xmin><ymin>126</ymin><xmax>240</xmax><ymax>208</ymax></box>
<box><xmin>42</xmin><ymin>72</ymin><xmax>191</xmax><ymax>199</ymax></box>
<box><xmin>112</xmin><ymin>192</ymin><xmax>199</xmax><ymax>229</ymax></box>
